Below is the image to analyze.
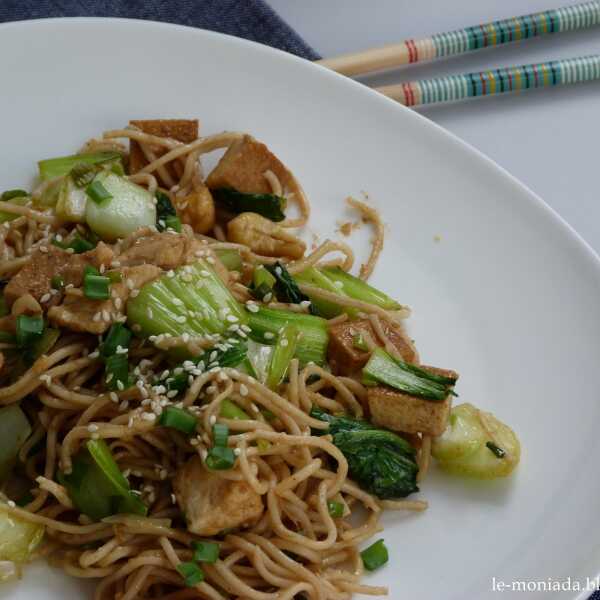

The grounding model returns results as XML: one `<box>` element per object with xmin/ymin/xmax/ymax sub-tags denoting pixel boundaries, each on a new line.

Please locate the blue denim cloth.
<box><xmin>0</xmin><ymin>0</ymin><xmax>320</xmax><ymax>60</ymax></box>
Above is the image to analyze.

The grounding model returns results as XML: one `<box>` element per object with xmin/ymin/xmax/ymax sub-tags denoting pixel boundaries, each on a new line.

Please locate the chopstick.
<box><xmin>317</xmin><ymin>1</ymin><xmax>600</xmax><ymax>76</ymax></box>
<box><xmin>376</xmin><ymin>54</ymin><xmax>600</xmax><ymax>106</ymax></box>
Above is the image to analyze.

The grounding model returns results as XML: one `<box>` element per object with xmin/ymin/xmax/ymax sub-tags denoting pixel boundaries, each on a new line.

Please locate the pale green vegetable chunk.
<box><xmin>0</xmin><ymin>505</ymin><xmax>43</xmax><ymax>564</ymax></box>
<box><xmin>85</xmin><ymin>171</ymin><xmax>156</xmax><ymax>241</ymax></box>
<box><xmin>56</xmin><ymin>176</ymin><xmax>87</xmax><ymax>223</ymax></box>
<box><xmin>432</xmin><ymin>403</ymin><xmax>520</xmax><ymax>479</ymax></box>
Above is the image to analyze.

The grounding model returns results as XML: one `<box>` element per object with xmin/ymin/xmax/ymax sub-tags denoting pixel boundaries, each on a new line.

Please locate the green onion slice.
<box><xmin>361</xmin><ymin>539</ymin><xmax>389</xmax><ymax>571</ymax></box>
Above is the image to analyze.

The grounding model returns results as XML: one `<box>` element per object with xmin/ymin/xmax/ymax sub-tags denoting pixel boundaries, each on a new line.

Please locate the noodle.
<box><xmin>346</xmin><ymin>197</ymin><xmax>384</xmax><ymax>280</ymax></box>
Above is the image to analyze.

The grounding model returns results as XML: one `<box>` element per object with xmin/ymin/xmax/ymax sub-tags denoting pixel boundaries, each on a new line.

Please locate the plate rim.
<box><xmin>2</xmin><ymin>16</ymin><xmax>600</xmax><ymax>599</ymax></box>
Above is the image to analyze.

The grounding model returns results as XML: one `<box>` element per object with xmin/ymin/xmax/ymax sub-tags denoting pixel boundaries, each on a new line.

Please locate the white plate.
<box><xmin>1</xmin><ymin>18</ymin><xmax>600</xmax><ymax>600</ymax></box>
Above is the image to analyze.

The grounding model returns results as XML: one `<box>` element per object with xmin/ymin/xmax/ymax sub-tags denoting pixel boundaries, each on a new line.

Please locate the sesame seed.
<box><xmin>89</xmin><ymin>350</ymin><xmax>100</xmax><ymax>359</ymax></box>
<box><xmin>200</xmin><ymin>270</ymin><xmax>211</xmax><ymax>277</ymax></box>
<box><xmin>166</xmin><ymin>270</ymin><xmax>175</xmax><ymax>278</ymax></box>
<box><xmin>263</xmin><ymin>292</ymin><xmax>273</xmax><ymax>302</ymax></box>
<box><xmin>111</xmin><ymin>260</ymin><xmax>121</xmax><ymax>268</ymax></box>
<box><xmin>114</xmin><ymin>298</ymin><xmax>122</xmax><ymax>310</ymax></box>
<box><xmin>147</xmin><ymin>307</ymin><xmax>153</xmax><ymax>318</ymax></box>
<box><xmin>87</xmin><ymin>424</ymin><xmax>99</xmax><ymax>432</ymax></box>
<box><xmin>54</xmin><ymin>234</ymin><xmax>63</xmax><ymax>242</ymax></box>
<box><xmin>116</xmin><ymin>380</ymin><xmax>124</xmax><ymax>391</ymax></box>
<box><xmin>246</xmin><ymin>302</ymin><xmax>259</xmax><ymax>313</ymax></box>
<box><xmin>233</xmin><ymin>448</ymin><xmax>241</xmax><ymax>456</ymax></box>
<box><xmin>280</xmin><ymin>339</ymin><xmax>289</xmax><ymax>347</ymax></box>
<box><xmin>209</xmin><ymin>415</ymin><xmax>216</xmax><ymax>425</ymax></box>
<box><xmin>300</xmin><ymin>300</ymin><xmax>311</xmax><ymax>308</ymax></box>
<box><xmin>251</xmin><ymin>403</ymin><xmax>259</xmax><ymax>413</ymax></box>
<box><xmin>40</xmin><ymin>293</ymin><xmax>51</xmax><ymax>303</ymax></box>
<box><xmin>99</xmin><ymin>264</ymin><xmax>106</xmax><ymax>274</ymax></box>
<box><xmin>206</xmin><ymin>256</ymin><xmax>215</xmax><ymax>265</ymax></box>
<box><xmin>239</xmin><ymin>384</ymin><xmax>248</xmax><ymax>396</ymax></box>
<box><xmin>142</xmin><ymin>412</ymin><xmax>156</xmax><ymax>422</ymax></box>
<box><xmin>182</xmin><ymin>333</ymin><xmax>190</xmax><ymax>342</ymax></box>
<box><xmin>171</xmin><ymin>493</ymin><xmax>177</xmax><ymax>504</ymax></box>
<box><xmin>166</xmin><ymin>390</ymin><xmax>178</xmax><ymax>398</ymax></box>
<box><xmin>125</xmin><ymin>279</ymin><xmax>134</xmax><ymax>290</ymax></box>
<box><xmin>39</xmin><ymin>246</ymin><xmax>48</xmax><ymax>254</ymax></box>
<box><xmin>175</xmin><ymin>315</ymin><xmax>186</xmax><ymax>324</ymax></box>
<box><xmin>334</xmin><ymin>281</ymin><xmax>344</xmax><ymax>288</ymax></box>
<box><xmin>264</xmin><ymin>332</ymin><xmax>275</xmax><ymax>340</ymax></box>
<box><xmin>92</xmin><ymin>312</ymin><xmax>101</xmax><ymax>322</ymax></box>
<box><xmin>109</xmin><ymin>392</ymin><xmax>118</xmax><ymax>402</ymax></box>
<box><xmin>130</xmin><ymin>289</ymin><xmax>140</xmax><ymax>298</ymax></box>
<box><xmin>7</xmin><ymin>500</ymin><xmax>15</xmax><ymax>508</ymax></box>
<box><xmin>226</xmin><ymin>315</ymin><xmax>239</xmax><ymax>323</ymax></box>
<box><xmin>102</xmin><ymin>310</ymin><xmax>111</xmax><ymax>322</ymax></box>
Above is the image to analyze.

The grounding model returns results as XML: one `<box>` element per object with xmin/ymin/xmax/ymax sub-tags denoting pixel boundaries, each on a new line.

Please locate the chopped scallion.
<box><xmin>176</xmin><ymin>561</ymin><xmax>204</xmax><ymax>587</ymax></box>
<box><xmin>159</xmin><ymin>406</ymin><xmax>198</xmax><ymax>436</ymax></box>
<box><xmin>100</xmin><ymin>323</ymin><xmax>132</xmax><ymax>358</ymax></box>
<box><xmin>86</xmin><ymin>180</ymin><xmax>113</xmax><ymax>204</ymax></box>
<box><xmin>104</xmin><ymin>354</ymin><xmax>130</xmax><ymax>391</ymax></box>
<box><xmin>213</xmin><ymin>423</ymin><xmax>229</xmax><ymax>447</ymax></box>
<box><xmin>352</xmin><ymin>333</ymin><xmax>369</xmax><ymax>352</ymax></box>
<box><xmin>70</xmin><ymin>163</ymin><xmax>99</xmax><ymax>188</ymax></box>
<box><xmin>486</xmin><ymin>441</ymin><xmax>506</xmax><ymax>458</ymax></box>
<box><xmin>164</xmin><ymin>215</ymin><xmax>182</xmax><ymax>232</ymax></box>
<box><xmin>361</xmin><ymin>539</ymin><xmax>388</xmax><ymax>571</ymax></box>
<box><xmin>327</xmin><ymin>500</ymin><xmax>344</xmax><ymax>518</ymax></box>
<box><xmin>106</xmin><ymin>271</ymin><xmax>122</xmax><ymax>284</ymax></box>
<box><xmin>205</xmin><ymin>446</ymin><xmax>236</xmax><ymax>470</ymax></box>
<box><xmin>219</xmin><ymin>399</ymin><xmax>250</xmax><ymax>421</ymax></box>
<box><xmin>84</xmin><ymin>274</ymin><xmax>110</xmax><ymax>300</ymax></box>
<box><xmin>192</xmin><ymin>541</ymin><xmax>220</xmax><ymax>563</ymax></box>
<box><xmin>15</xmin><ymin>315</ymin><xmax>44</xmax><ymax>348</ymax></box>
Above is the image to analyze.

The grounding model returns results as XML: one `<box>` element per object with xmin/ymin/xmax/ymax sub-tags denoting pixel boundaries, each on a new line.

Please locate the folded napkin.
<box><xmin>0</xmin><ymin>0</ymin><xmax>320</xmax><ymax>60</ymax></box>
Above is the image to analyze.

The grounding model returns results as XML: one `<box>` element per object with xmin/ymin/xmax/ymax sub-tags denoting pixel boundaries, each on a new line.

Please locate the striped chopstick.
<box><xmin>318</xmin><ymin>1</ymin><xmax>600</xmax><ymax>76</ymax></box>
<box><xmin>376</xmin><ymin>54</ymin><xmax>600</xmax><ymax>106</ymax></box>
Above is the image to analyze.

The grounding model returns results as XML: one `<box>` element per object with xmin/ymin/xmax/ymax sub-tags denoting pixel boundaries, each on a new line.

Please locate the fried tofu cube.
<box><xmin>173</xmin><ymin>456</ymin><xmax>264</xmax><ymax>536</ymax></box>
<box><xmin>206</xmin><ymin>134</ymin><xmax>292</xmax><ymax>195</ymax></box>
<box><xmin>129</xmin><ymin>119</ymin><xmax>199</xmax><ymax>185</ymax></box>
<box><xmin>368</xmin><ymin>367</ymin><xmax>458</xmax><ymax>436</ymax></box>
<box><xmin>327</xmin><ymin>318</ymin><xmax>418</xmax><ymax>376</ymax></box>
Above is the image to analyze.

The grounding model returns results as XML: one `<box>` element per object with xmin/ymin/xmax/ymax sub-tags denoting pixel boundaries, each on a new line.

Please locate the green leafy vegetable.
<box><xmin>85</xmin><ymin>171</ymin><xmax>156</xmax><ymax>241</ymax></box>
<box><xmin>159</xmin><ymin>406</ymin><xmax>198</xmax><ymax>435</ymax></box>
<box><xmin>214</xmin><ymin>248</ymin><xmax>243</xmax><ymax>272</ymax></box>
<box><xmin>61</xmin><ymin>439</ymin><xmax>147</xmax><ymax>521</ymax></box>
<box><xmin>1</xmin><ymin>189</ymin><xmax>28</xmax><ymax>201</ymax></box>
<box><xmin>212</xmin><ymin>187</ymin><xmax>286</xmax><ymax>222</ymax></box>
<box><xmin>431</xmin><ymin>403</ymin><xmax>521</xmax><ymax>479</ymax></box>
<box><xmin>38</xmin><ymin>151</ymin><xmax>122</xmax><ymax>181</ymax></box>
<box><xmin>311</xmin><ymin>406</ymin><xmax>419</xmax><ymax>498</ymax></box>
<box><xmin>52</xmin><ymin>232</ymin><xmax>96</xmax><ymax>254</ymax></box>
<box><xmin>176</xmin><ymin>561</ymin><xmax>204</xmax><ymax>586</ymax></box>
<box><xmin>127</xmin><ymin>259</ymin><xmax>247</xmax><ymax>341</ymax></box>
<box><xmin>265</xmin><ymin>262</ymin><xmax>309</xmax><ymax>305</ymax></box>
<box><xmin>192</xmin><ymin>541</ymin><xmax>219</xmax><ymax>563</ymax></box>
<box><xmin>0</xmin><ymin>503</ymin><xmax>44</xmax><ymax>566</ymax></box>
<box><xmin>0</xmin><ymin>405</ymin><xmax>31</xmax><ymax>481</ymax></box>
<box><xmin>70</xmin><ymin>163</ymin><xmax>99</xmax><ymax>188</ymax></box>
<box><xmin>353</xmin><ymin>333</ymin><xmax>369</xmax><ymax>351</ymax></box>
<box><xmin>265</xmin><ymin>324</ymin><xmax>298</xmax><ymax>389</ymax></box>
<box><xmin>363</xmin><ymin>348</ymin><xmax>456</xmax><ymax>401</ymax></box>
<box><xmin>0</xmin><ymin>194</ymin><xmax>30</xmax><ymax>224</ymax></box>
<box><xmin>295</xmin><ymin>267</ymin><xmax>357</xmax><ymax>318</ymax></box>
<box><xmin>100</xmin><ymin>324</ymin><xmax>132</xmax><ymax>358</ymax></box>
<box><xmin>361</xmin><ymin>539</ymin><xmax>388</xmax><ymax>571</ymax></box>
<box><xmin>247</xmin><ymin>306</ymin><xmax>328</xmax><ymax>366</ymax></box>
<box><xmin>321</xmin><ymin>267</ymin><xmax>402</xmax><ymax>311</ymax></box>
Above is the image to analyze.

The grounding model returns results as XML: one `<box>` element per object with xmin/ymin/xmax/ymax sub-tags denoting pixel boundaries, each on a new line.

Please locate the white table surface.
<box><xmin>269</xmin><ymin>0</ymin><xmax>600</xmax><ymax>253</ymax></box>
